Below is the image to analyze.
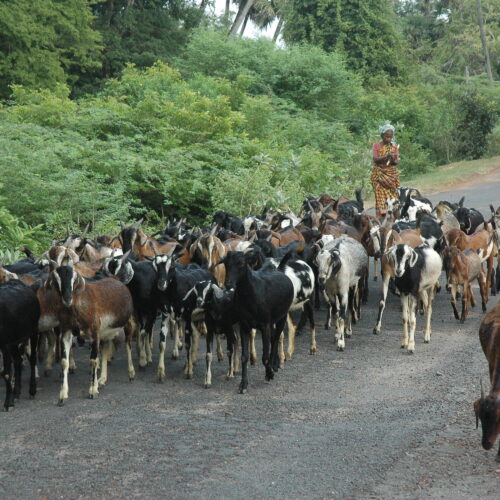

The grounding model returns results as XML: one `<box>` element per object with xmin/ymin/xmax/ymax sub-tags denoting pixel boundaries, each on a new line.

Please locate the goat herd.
<box><xmin>1</xmin><ymin>188</ymin><xmax>500</xmax><ymax>458</ymax></box>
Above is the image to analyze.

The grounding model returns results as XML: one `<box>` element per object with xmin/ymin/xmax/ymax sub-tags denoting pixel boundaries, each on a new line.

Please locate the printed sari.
<box><xmin>371</xmin><ymin>142</ymin><xmax>400</xmax><ymax>213</ymax></box>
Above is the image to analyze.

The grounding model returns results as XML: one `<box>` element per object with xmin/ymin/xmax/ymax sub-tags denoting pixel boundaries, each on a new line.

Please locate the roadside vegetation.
<box><xmin>0</xmin><ymin>1</ymin><xmax>499</xmax><ymax>258</ymax></box>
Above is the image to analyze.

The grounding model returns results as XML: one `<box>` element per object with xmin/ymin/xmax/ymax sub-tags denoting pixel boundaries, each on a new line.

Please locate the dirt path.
<box><xmin>0</xmin><ymin>185</ymin><xmax>499</xmax><ymax>499</ymax></box>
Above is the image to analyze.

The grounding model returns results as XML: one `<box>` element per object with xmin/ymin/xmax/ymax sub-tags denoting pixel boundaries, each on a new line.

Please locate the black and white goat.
<box><xmin>104</xmin><ymin>251</ymin><xmax>160</xmax><ymax>373</ymax></box>
<box><xmin>183</xmin><ymin>281</ymin><xmax>239</xmax><ymax>387</ymax></box>
<box><xmin>219</xmin><ymin>251</ymin><xmax>294</xmax><ymax>393</ymax></box>
<box><xmin>453</xmin><ymin>197</ymin><xmax>485</xmax><ymax>235</ymax></box>
<box><xmin>152</xmin><ymin>251</ymin><xmax>213</xmax><ymax>381</ymax></box>
<box><xmin>388</xmin><ymin>244</ymin><xmax>442</xmax><ymax>353</ymax></box>
<box><xmin>316</xmin><ymin>236</ymin><xmax>368</xmax><ymax>351</ymax></box>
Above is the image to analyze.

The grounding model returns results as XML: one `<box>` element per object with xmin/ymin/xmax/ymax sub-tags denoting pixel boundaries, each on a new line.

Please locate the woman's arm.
<box><xmin>373</xmin><ymin>142</ymin><xmax>390</xmax><ymax>165</ymax></box>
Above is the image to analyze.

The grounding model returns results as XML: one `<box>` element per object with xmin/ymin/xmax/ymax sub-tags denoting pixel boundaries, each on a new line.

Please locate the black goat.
<box><xmin>219</xmin><ymin>251</ymin><xmax>294</xmax><ymax>393</ymax></box>
<box><xmin>453</xmin><ymin>197</ymin><xmax>485</xmax><ymax>235</ymax></box>
<box><xmin>212</xmin><ymin>211</ymin><xmax>245</xmax><ymax>235</ymax></box>
<box><xmin>0</xmin><ymin>280</ymin><xmax>40</xmax><ymax>410</ymax></box>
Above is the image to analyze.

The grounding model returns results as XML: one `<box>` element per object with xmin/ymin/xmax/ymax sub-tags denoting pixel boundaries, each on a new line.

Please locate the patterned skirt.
<box><xmin>371</xmin><ymin>165</ymin><xmax>400</xmax><ymax>211</ymax></box>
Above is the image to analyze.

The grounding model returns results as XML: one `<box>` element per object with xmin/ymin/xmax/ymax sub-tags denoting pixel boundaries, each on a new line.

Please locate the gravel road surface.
<box><xmin>1</xmin><ymin>175</ymin><xmax>499</xmax><ymax>499</ymax></box>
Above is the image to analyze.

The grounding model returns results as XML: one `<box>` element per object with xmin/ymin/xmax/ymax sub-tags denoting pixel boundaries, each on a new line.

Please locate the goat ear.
<box><xmin>73</xmin><ymin>273</ymin><xmax>85</xmax><ymax>296</ymax></box>
<box><xmin>409</xmin><ymin>249</ymin><xmax>418</xmax><ymax>267</ymax></box>
<box><xmin>458</xmin><ymin>196</ymin><xmax>465</xmax><ymax>208</ymax></box>
<box><xmin>133</xmin><ymin>218</ymin><xmax>144</xmax><ymax>230</ymax></box>
<box><xmin>120</xmin><ymin>249</ymin><xmax>132</xmax><ymax>262</ymax></box>
<box><xmin>119</xmin><ymin>222</ymin><xmax>125</xmax><ymax>230</ymax></box>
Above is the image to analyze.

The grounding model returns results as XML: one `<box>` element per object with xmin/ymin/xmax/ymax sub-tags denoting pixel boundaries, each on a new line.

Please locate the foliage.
<box><xmin>282</xmin><ymin>0</ymin><xmax>408</xmax><ymax>82</ymax></box>
<box><xmin>0</xmin><ymin>0</ymin><xmax>102</xmax><ymax>99</ymax></box>
<box><xmin>0</xmin><ymin>201</ymin><xmax>44</xmax><ymax>263</ymax></box>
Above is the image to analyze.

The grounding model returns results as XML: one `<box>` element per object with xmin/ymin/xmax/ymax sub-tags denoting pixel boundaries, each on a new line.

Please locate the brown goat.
<box><xmin>44</xmin><ymin>261</ymin><xmax>136</xmax><ymax>404</ymax></box>
<box><xmin>442</xmin><ymin>246</ymin><xmax>489</xmax><ymax>322</ymax></box>
<box><xmin>446</xmin><ymin>228</ymin><xmax>495</xmax><ymax>299</ymax></box>
<box><xmin>190</xmin><ymin>226</ymin><xmax>227</xmax><ymax>286</ymax></box>
<box><xmin>474</xmin><ymin>300</ymin><xmax>500</xmax><ymax>461</ymax></box>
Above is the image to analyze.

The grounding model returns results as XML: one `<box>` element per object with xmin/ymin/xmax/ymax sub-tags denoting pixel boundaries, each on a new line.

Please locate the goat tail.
<box><xmin>278</xmin><ymin>251</ymin><xmax>294</xmax><ymax>271</ymax></box>
<box><xmin>20</xmin><ymin>246</ymin><xmax>36</xmax><ymax>260</ymax></box>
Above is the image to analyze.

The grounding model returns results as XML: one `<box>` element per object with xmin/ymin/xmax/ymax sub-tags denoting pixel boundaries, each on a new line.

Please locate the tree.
<box><xmin>89</xmin><ymin>1</ymin><xmax>202</xmax><ymax>86</ymax></box>
<box><xmin>282</xmin><ymin>0</ymin><xmax>408</xmax><ymax>82</ymax></box>
<box><xmin>0</xmin><ymin>0</ymin><xmax>102</xmax><ymax>98</ymax></box>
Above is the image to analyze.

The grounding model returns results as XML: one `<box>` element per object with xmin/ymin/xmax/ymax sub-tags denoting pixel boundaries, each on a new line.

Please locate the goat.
<box><xmin>152</xmin><ymin>251</ymin><xmax>213</xmax><ymax>382</ymax></box>
<box><xmin>372</xmin><ymin>229</ymin><xmax>424</xmax><ymax>335</ymax></box>
<box><xmin>119</xmin><ymin>219</ymin><xmax>189</xmax><ymax>263</ymax></box>
<box><xmin>0</xmin><ymin>280</ymin><xmax>40</xmax><ymax>410</ymax></box>
<box><xmin>219</xmin><ymin>251</ymin><xmax>294</xmax><ymax>393</ymax></box>
<box><xmin>474</xmin><ymin>300</ymin><xmax>500</xmax><ymax>461</ymax></box>
<box><xmin>316</xmin><ymin>236</ymin><xmax>368</xmax><ymax>351</ymax></box>
<box><xmin>453</xmin><ymin>197</ymin><xmax>485</xmax><ymax>235</ymax></box>
<box><xmin>45</xmin><ymin>261</ymin><xmax>136</xmax><ymax>403</ymax></box>
<box><xmin>104</xmin><ymin>251</ymin><xmax>161</xmax><ymax>372</ymax></box>
<box><xmin>446</xmin><ymin>228</ymin><xmax>495</xmax><ymax>299</ymax></box>
<box><xmin>489</xmin><ymin>205</ymin><xmax>500</xmax><ymax>293</ymax></box>
<box><xmin>389</xmin><ymin>244</ymin><xmax>442</xmax><ymax>353</ymax></box>
<box><xmin>212</xmin><ymin>211</ymin><xmax>245</xmax><ymax>235</ymax></box>
<box><xmin>442</xmin><ymin>246</ymin><xmax>489</xmax><ymax>322</ymax></box>
<box><xmin>244</xmin><ymin>248</ymin><xmax>316</xmax><ymax>364</ymax></box>
<box><xmin>190</xmin><ymin>226</ymin><xmax>227</xmax><ymax>286</ymax></box>
<box><xmin>398</xmin><ymin>187</ymin><xmax>433</xmax><ymax>213</ymax></box>
<box><xmin>183</xmin><ymin>281</ymin><xmax>240</xmax><ymax>387</ymax></box>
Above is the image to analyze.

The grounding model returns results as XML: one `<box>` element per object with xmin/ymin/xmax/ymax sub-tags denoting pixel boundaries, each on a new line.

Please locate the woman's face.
<box><xmin>382</xmin><ymin>131</ymin><xmax>393</xmax><ymax>144</ymax></box>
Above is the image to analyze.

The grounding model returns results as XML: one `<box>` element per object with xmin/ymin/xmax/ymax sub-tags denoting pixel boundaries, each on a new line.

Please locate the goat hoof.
<box><xmin>336</xmin><ymin>346</ymin><xmax>344</xmax><ymax>352</ymax></box>
<box><xmin>373</xmin><ymin>276</ymin><xmax>378</xmax><ymax>281</ymax></box>
<box><xmin>482</xmin><ymin>305</ymin><xmax>487</xmax><ymax>312</ymax></box>
<box><xmin>204</xmin><ymin>383</ymin><xmax>211</xmax><ymax>389</ymax></box>
<box><xmin>407</xmin><ymin>350</ymin><xmax>414</xmax><ymax>355</ymax></box>
<box><xmin>138</xmin><ymin>365</ymin><xmax>146</xmax><ymax>371</ymax></box>
<box><xmin>424</xmin><ymin>340</ymin><xmax>429</xmax><ymax>344</ymax></box>
<box><xmin>29</xmin><ymin>394</ymin><xmax>35</xmax><ymax>400</ymax></box>
<box><xmin>185</xmin><ymin>373</ymin><xmax>193</xmax><ymax>380</ymax></box>
<box><xmin>4</xmin><ymin>406</ymin><xmax>9</xmax><ymax>412</ymax></box>
<box><xmin>57</xmin><ymin>399</ymin><xmax>64</xmax><ymax>407</ymax></box>
<box><xmin>69</xmin><ymin>368</ymin><xmax>75</xmax><ymax>375</ymax></box>
<box><xmin>373</xmin><ymin>328</ymin><xmax>379</xmax><ymax>335</ymax></box>
<box><xmin>44</xmin><ymin>369</ymin><xmax>52</xmax><ymax>377</ymax></box>
<box><xmin>171</xmin><ymin>354</ymin><xmax>178</xmax><ymax>360</ymax></box>
<box><xmin>309</xmin><ymin>348</ymin><xmax>317</xmax><ymax>355</ymax></box>
<box><xmin>460</xmin><ymin>319</ymin><xmax>465</xmax><ymax>324</ymax></box>
<box><xmin>239</xmin><ymin>387</ymin><xmax>247</xmax><ymax>394</ymax></box>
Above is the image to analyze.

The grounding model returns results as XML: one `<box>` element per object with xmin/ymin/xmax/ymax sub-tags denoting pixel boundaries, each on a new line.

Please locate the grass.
<box><xmin>400</xmin><ymin>155</ymin><xmax>500</xmax><ymax>194</ymax></box>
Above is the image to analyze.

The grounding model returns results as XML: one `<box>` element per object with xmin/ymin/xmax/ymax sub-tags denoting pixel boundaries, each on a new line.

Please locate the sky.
<box><xmin>212</xmin><ymin>0</ymin><xmax>278</xmax><ymax>39</ymax></box>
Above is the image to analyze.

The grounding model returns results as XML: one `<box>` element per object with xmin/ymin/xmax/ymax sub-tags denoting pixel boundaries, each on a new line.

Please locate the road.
<box><xmin>1</xmin><ymin>176</ymin><xmax>499</xmax><ymax>499</ymax></box>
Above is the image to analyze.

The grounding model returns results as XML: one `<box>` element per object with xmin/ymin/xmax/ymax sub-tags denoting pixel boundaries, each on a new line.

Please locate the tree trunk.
<box><xmin>229</xmin><ymin>0</ymin><xmax>255</xmax><ymax>37</ymax></box>
<box><xmin>224</xmin><ymin>0</ymin><xmax>231</xmax><ymax>17</ymax></box>
<box><xmin>273</xmin><ymin>16</ymin><xmax>284</xmax><ymax>43</ymax></box>
<box><xmin>240</xmin><ymin>12</ymin><xmax>250</xmax><ymax>37</ymax></box>
<box><xmin>476</xmin><ymin>0</ymin><xmax>494</xmax><ymax>82</ymax></box>
<box><xmin>200</xmin><ymin>0</ymin><xmax>209</xmax><ymax>11</ymax></box>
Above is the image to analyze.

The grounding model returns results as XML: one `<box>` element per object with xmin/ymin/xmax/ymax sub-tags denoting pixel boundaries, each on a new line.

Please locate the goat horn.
<box><xmin>133</xmin><ymin>218</ymin><xmax>144</xmax><ymax>230</ymax></box>
<box><xmin>81</xmin><ymin>223</ymin><xmax>90</xmax><ymax>239</ymax></box>
<box><xmin>119</xmin><ymin>222</ymin><xmax>125</xmax><ymax>230</ymax></box>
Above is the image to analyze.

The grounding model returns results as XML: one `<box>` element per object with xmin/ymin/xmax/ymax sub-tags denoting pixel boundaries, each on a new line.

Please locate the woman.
<box><xmin>371</xmin><ymin>124</ymin><xmax>400</xmax><ymax>217</ymax></box>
